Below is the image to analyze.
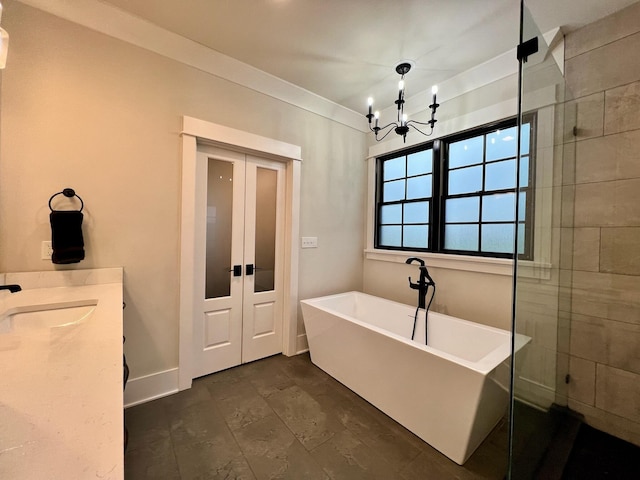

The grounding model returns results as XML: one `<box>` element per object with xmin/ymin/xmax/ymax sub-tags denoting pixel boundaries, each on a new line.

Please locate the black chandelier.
<box><xmin>366</xmin><ymin>62</ymin><xmax>439</xmax><ymax>143</ymax></box>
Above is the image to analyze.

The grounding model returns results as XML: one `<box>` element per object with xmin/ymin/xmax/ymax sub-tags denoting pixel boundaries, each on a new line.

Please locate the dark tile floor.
<box><xmin>561</xmin><ymin>424</ymin><xmax>640</xmax><ymax>479</ymax></box>
<box><xmin>124</xmin><ymin>353</ymin><xmax>509</xmax><ymax>479</ymax></box>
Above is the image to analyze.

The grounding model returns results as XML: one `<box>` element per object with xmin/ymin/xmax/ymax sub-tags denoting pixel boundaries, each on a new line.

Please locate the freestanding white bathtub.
<box><xmin>301</xmin><ymin>291</ymin><xmax>530</xmax><ymax>465</ymax></box>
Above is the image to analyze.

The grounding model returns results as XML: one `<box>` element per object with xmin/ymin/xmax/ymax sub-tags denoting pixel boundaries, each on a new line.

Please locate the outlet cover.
<box><xmin>41</xmin><ymin>241</ymin><xmax>53</xmax><ymax>260</ymax></box>
<box><xmin>301</xmin><ymin>237</ymin><xmax>318</xmax><ymax>248</ymax></box>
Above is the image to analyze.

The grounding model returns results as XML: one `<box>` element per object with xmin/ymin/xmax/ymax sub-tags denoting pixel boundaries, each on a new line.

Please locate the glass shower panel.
<box><xmin>509</xmin><ymin>2</ymin><xmax>576</xmax><ymax>477</ymax></box>
<box><xmin>205</xmin><ymin>159</ymin><xmax>234</xmax><ymax>299</ymax></box>
<box><xmin>254</xmin><ymin>167</ymin><xmax>277</xmax><ymax>293</ymax></box>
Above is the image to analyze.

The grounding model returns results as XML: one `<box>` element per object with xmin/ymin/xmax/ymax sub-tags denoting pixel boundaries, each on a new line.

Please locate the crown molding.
<box><xmin>17</xmin><ymin>1</ymin><xmax>563</xmax><ymax>140</ymax></box>
<box><xmin>17</xmin><ymin>0</ymin><xmax>366</xmax><ymax>132</ymax></box>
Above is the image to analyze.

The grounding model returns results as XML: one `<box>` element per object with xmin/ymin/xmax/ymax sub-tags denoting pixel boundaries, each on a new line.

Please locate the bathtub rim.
<box><xmin>301</xmin><ymin>290</ymin><xmax>528</xmax><ymax>375</ymax></box>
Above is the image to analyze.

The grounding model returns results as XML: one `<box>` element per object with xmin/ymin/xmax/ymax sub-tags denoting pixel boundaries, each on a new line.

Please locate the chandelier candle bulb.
<box><xmin>374</xmin><ymin>111</ymin><xmax>379</xmax><ymax>129</ymax></box>
<box><xmin>431</xmin><ymin>85</ymin><xmax>438</xmax><ymax>105</ymax></box>
<box><xmin>367</xmin><ymin>96</ymin><xmax>373</xmax><ymax>116</ymax></box>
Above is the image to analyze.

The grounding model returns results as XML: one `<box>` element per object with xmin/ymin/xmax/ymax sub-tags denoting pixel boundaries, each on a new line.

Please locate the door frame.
<box><xmin>178</xmin><ymin>116</ymin><xmax>302</xmax><ymax>390</ymax></box>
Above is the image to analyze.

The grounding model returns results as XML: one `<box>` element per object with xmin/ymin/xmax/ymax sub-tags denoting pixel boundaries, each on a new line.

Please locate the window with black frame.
<box><xmin>375</xmin><ymin>116</ymin><xmax>534</xmax><ymax>259</ymax></box>
<box><xmin>377</xmin><ymin>147</ymin><xmax>434</xmax><ymax>250</ymax></box>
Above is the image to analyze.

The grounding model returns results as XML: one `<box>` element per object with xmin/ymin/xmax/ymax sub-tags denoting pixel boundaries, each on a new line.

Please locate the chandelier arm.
<box><xmin>407</xmin><ymin>122</ymin><xmax>435</xmax><ymax>137</ymax></box>
<box><xmin>377</xmin><ymin>124</ymin><xmax>400</xmax><ymax>141</ymax></box>
<box><xmin>370</xmin><ymin>122</ymin><xmax>398</xmax><ymax>141</ymax></box>
<box><xmin>406</xmin><ymin>119</ymin><xmax>434</xmax><ymax>127</ymax></box>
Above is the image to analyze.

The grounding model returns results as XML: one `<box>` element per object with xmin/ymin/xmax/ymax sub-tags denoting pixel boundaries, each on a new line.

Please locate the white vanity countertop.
<box><xmin>0</xmin><ymin>270</ymin><xmax>123</xmax><ymax>480</ymax></box>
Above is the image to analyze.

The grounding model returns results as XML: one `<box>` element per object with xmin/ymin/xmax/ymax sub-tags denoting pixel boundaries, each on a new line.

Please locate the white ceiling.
<box><xmin>95</xmin><ymin>0</ymin><xmax>636</xmax><ymax>114</ymax></box>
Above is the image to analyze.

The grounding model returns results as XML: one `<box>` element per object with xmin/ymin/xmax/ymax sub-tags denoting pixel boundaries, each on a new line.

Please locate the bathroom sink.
<box><xmin>0</xmin><ymin>300</ymin><xmax>97</xmax><ymax>333</ymax></box>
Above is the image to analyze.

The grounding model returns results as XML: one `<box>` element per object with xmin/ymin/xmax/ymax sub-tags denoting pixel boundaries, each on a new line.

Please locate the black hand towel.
<box><xmin>50</xmin><ymin>210</ymin><xmax>85</xmax><ymax>264</ymax></box>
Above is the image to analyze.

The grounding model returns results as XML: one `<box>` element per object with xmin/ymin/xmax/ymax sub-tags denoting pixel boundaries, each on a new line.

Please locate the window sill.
<box><xmin>364</xmin><ymin>249</ymin><xmax>553</xmax><ymax>279</ymax></box>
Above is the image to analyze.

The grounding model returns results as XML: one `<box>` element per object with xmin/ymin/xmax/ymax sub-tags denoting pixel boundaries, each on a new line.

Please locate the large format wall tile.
<box><xmin>596</xmin><ymin>364</ymin><xmax>640</xmax><ymax>424</ymax></box>
<box><xmin>571</xmin><ymin>313</ymin><xmax>640</xmax><ymax>375</ymax></box>
<box><xmin>565</xmin><ymin>1</ymin><xmax>640</xmax><ymax>59</ymax></box>
<box><xmin>600</xmin><ymin>227</ymin><xmax>640</xmax><ymax>275</ymax></box>
<box><xmin>605</xmin><ymin>81</ymin><xmax>640</xmax><ymax>135</ymax></box>
<box><xmin>572</xmin><ymin>227</ymin><xmax>600</xmax><ymax>272</ymax></box>
<box><xmin>571</xmin><ymin>270</ymin><xmax>640</xmax><ymax>324</ymax></box>
<box><xmin>568</xmin><ymin>356</ymin><xmax>596</xmax><ymax>406</ymax></box>
<box><xmin>574</xmin><ymin>178</ymin><xmax>640</xmax><ymax>227</ymax></box>
<box><xmin>562</xmin><ymin>93</ymin><xmax>605</xmax><ymax>142</ymax></box>
<box><xmin>575</xmin><ymin>129</ymin><xmax>640</xmax><ymax>184</ymax></box>
<box><xmin>559</xmin><ymin>141</ymin><xmax>576</xmax><ymax>187</ymax></box>
<box><xmin>566</xmin><ymin>32</ymin><xmax>640</xmax><ymax>98</ymax></box>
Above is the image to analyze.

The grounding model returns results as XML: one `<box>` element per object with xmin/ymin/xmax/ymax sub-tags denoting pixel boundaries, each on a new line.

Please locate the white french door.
<box><xmin>192</xmin><ymin>146</ymin><xmax>285</xmax><ymax>378</ymax></box>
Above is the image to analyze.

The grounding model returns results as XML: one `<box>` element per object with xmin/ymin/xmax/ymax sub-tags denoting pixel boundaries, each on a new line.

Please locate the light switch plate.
<box><xmin>301</xmin><ymin>237</ymin><xmax>318</xmax><ymax>248</ymax></box>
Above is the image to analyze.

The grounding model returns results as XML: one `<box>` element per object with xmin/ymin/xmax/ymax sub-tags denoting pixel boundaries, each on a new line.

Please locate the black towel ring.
<box><xmin>49</xmin><ymin>188</ymin><xmax>84</xmax><ymax>212</ymax></box>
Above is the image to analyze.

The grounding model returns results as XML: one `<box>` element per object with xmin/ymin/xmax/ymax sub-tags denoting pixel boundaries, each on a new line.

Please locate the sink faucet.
<box><xmin>406</xmin><ymin>257</ymin><xmax>436</xmax><ymax>344</ymax></box>
<box><xmin>0</xmin><ymin>284</ymin><xmax>22</xmax><ymax>293</ymax></box>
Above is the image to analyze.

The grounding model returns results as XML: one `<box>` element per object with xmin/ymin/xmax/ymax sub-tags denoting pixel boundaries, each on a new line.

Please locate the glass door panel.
<box><xmin>254</xmin><ymin>167</ymin><xmax>277</xmax><ymax>293</ymax></box>
<box><xmin>509</xmin><ymin>2</ymin><xmax>575</xmax><ymax>478</ymax></box>
<box><xmin>205</xmin><ymin>158</ymin><xmax>234</xmax><ymax>299</ymax></box>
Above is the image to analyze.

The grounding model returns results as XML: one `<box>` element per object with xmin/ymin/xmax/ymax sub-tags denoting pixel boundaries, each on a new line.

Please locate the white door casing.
<box><xmin>179</xmin><ymin>116</ymin><xmax>301</xmax><ymax>390</ymax></box>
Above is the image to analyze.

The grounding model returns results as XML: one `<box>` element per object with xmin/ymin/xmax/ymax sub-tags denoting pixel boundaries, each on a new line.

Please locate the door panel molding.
<box><xmin>179</xmin><ymin>117</ymin><xmax>301</xmax><ymax>390</ymax></box>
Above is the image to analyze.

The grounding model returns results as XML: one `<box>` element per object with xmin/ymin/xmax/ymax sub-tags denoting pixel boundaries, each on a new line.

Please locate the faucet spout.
<box><xmin>0</xmin><ymin>284</ymin><xmax>22</xmax><ymax>293</ymax></box>
<box><xmin>405</xmin><ymin>257</ymin><xmax>425</xmax><ymax>266</ymax></box>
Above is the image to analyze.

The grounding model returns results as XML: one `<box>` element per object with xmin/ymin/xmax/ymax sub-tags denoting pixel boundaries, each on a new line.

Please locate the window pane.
<box><xmin>448</xmin><ymin>165</ymin><xmax>483</xmax><ymax>195</ymax></box>
<box><xmin>445</xmin><ymin>225</ymin><xmax>478</xmax><ymax>251</ymax></box>
<box><xmin>482</xmin><ymin>193</ymin><xmax>516</xmax><ymax>222</ymax></box>
<box><xmin>404</xmin><ymin>201</ymin><xmax>429</xmax><ymax>224</ymax></box>
<box><xmin>384</xmin><ymin>157</ymin><xmax>405</xmax><ymax>181</ymax></box>
<box><xmin>486</xmin><ymin>126</ymin><xmax>518</xmax><ymax>161</ymax></box>
<box><xmin>380</xmin><ymin>204</ymin><xmax>402</xmax><ymax>224</ymax></box>
<box><xmin>482</xmin><ymin>224</ymin><xmax>514</xmax><ymax>254</ymax></box>
<box><xmin>446</xmin><ymin>197</ymin><xmax>479</xmax><ymax>222</ymax></box>
<box><xmin>521</xmin><ymin>123</ymin><xmax>530</xmax><ymax>155</ymax></box>
<box><xmin>519</xmin><ymin>156</ymin><xmax>529</xmax><ymax>187</ymax></box>
<box><xmin>403</xmin><ymin>225</ymin><xmax>428</xmax><ymax>249</ymax></box>
<box><xmin>486</xmin><ymin>159</ymin><xmax>516</xmax><ymax>191</ymax></box>
<box><xmin>518</xmin><ymin>192</ymin><xmax>527</xmax><ymax>221</ymax></box>
<box><xmin>407</xmin><ymin>175</ymin><xmax>432</xmax><ymax>199</ymax></box>
<box><xmin>408</xmin><ymin>149</ymin><xmax>432</xmax><ymax>176</ymax></box>
<box><xmin>380</xmin><ymin>226</ymin><xmax>401</xmax><ymax>247</ymax></box>
<box><xmin>449</xmin><ymin>136</ymin><xmax>483</xmax><ymax>168</ymax></box>
<box><xmin>383</xmin><ymin>179</ymin><xmax>405</xmax><ymax>201</ymax></box>
<box><xmin>518</xmin><ymin>223</ymin><xmax>525</xmax><ymax>254</ymax></box>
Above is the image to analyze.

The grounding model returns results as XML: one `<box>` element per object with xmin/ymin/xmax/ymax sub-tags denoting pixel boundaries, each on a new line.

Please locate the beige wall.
<box><xmin>0</xmin><ymin>2</ymin><xmax>367</xmax><ymax>378</ymax></box>
<box><xmin>562</xmin><ymin>1</ymin><xmax>640</xmax><ymax>446</ymax></box>
<box><xmin>364</xmin><ymin>260</ymin><xmax>514</xmax><ymax>330</ymax></box>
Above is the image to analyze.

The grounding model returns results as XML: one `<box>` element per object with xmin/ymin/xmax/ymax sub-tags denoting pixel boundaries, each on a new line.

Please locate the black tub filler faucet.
<box><xmin>406</xmin><ymin>257</ymin><xmax>436</xmax><ymax>344</ymax></box>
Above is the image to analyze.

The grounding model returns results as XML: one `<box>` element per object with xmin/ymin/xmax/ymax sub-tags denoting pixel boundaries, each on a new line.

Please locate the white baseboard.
<box><xmin>124</xmin><ymin>367</ymin><xmax>179</xmax><ymax>408</ymax></box>
<box><xmin>296</xmin><ymin>333</ymin><xmax>308</xmax><ymax>354</ymax></box>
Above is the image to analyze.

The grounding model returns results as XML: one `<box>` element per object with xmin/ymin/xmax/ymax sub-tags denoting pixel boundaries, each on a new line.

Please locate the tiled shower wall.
<box><xmin>563</xmin><ymin>1</ymin><xmax>640</xmax><ymax>446</ymax></box>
